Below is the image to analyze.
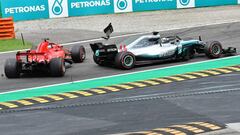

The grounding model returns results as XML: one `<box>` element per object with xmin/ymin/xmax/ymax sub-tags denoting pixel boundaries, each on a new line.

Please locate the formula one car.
<box><xmin>90</xmin><ymin>24</ymin><xmax>237</xmax><ymax>69</ymax></box>
<box><xmin>4</xmin><ymin>38</ymin><xmax>86</xmax><ymax>78</ymax></box>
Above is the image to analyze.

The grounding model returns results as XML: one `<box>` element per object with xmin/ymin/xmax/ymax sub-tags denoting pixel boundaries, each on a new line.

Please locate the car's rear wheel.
<box><xmin>190</xmin><ymin>49</ymin><xmax>195</xmax><ymax>59</ymax></box>
<box><xmin>71</xmin><ymin>45</ymin><xmax>86</xmax><ymax>63</ymax></box>
<box><xmin>182</xmin><ymin>46</ymin><xmax>196</xmax><ymax>61</ymax></box>
<box><xmin>115</xmin><ymin>52</ymin><xmax>135</xmax><ymax>70</ymax></box>
<box><xmin>204</xmin><ymin>41</ymin><xmax>223</xmax><ymax>59</ymax></box>
<box><xmin>4</xmin><ymin>59</ymin><xmax>21</xmax><ymax>78</ymax></box>
<box><xmin>182</xmin><ymin>48</ymin><xmax>191</xmax><ymax>61</ymax></box>
<box><xmin>49</xmin><ymin>58</ymin><xmax>65</xmax><ymax>77</ymax></box>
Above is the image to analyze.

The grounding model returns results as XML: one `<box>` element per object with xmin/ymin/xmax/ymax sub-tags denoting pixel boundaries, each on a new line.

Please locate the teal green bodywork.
<box><xmin>178</xmin><ymin>40</ymin><xmax>201</xmax><ymax>54</ymax></box>
<box><xmin>180</xmin><ymin>40</ymin><xmax>200</xmax><ymax>46</ymax></box>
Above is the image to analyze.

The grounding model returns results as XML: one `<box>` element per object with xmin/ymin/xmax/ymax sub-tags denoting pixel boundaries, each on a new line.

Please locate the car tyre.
<box><xmin>50</xmin><ymin>58</ymin><xmax>65</xmax><ymax>77</ymax></box>
<box><xmin>71</xmin><ymin>45</ymin><xmax>86</xmax><ymax>63</ymax></box>
<box><xmin>204</xmin><ymin>41</ymin><xmax>223</xmax><ymax>59</ymax></box>
<box><xmin>182</xmin><ymin>48</ymin><xmax>191</xmax><ymax>61</ymax></box>
<box><xmin>115</xmin><ymin>52</ymin><xmax>135</xmax><ymax>70</ymax></box>
<box><xmin>4</xmin><ymin>59</ymin><xmax>21</xmax><ymax>78</ymax></box>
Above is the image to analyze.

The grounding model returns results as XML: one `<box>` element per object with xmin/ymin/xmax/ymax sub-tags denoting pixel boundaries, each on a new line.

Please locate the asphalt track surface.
<box><xmin>0</xmin><ymin>72</ymin><xmax>239</xmax><ymax>135</ymax></box>
<box><xmin>0</xmin><ymin>22</ymin><xmax>240</xmax><ymax>135</ymax></box>
<box><xmin>0</xmin><ymin>22</ymin><xmax>240</xmax><ymax>93</ymax></box>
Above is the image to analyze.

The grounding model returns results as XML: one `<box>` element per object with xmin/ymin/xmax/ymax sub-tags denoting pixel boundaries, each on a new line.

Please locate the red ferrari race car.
<box><xmin>4</xmin><ymin>38</ymin><xmax>86</xmax><ymax>78</ymax></box>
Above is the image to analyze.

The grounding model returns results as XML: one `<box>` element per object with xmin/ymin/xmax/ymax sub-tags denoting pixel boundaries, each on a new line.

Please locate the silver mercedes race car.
<box><xmin>90</xmin><ymin>24</ymin><xmax>237</xmax><ymax>69</ymax></box>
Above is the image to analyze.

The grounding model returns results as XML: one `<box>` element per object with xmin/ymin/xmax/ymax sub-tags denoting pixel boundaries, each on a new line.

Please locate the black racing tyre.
<box><xmin>182</xmin><ymin>48</ymin><xmax>191</xmax><ymax>61</ymax></box>
<box><xmin>71</xmin><ymin>45</ymin><xmax>86</xmax><ymax>63</ymax></box>
<box><xmin>4</xmin><ymin>59</ymin><xmax>21</xmax><ymax>78</ymax></box>
<box><xmin>115</xmin><ymin>52</ymin><xmax>135</xmax><ymax>70</ymax></box>
<box><xmin>189</xmin><ymin>49</ymin><xmax>195</xmax><ymax>59</ymax></box>
<box><xmin>204</xmin><ymin>41</ymin><xmax>223</xmax><ymax>59</ymax></box>
<box><xmin>49</xmin><ymin>58</ymin><xmax>65</xmax><ymax>77</ymax></box>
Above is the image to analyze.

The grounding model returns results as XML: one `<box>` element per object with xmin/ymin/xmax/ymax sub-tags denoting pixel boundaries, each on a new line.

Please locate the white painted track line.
<box><xmin>227</xmin><ymin>123</ymin><xmax>240</xmax><ymax>132</ymax></box>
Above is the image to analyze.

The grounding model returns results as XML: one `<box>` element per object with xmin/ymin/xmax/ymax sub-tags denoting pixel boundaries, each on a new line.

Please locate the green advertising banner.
<box><xmin>68</xmin><ymin>0</ymin><xmax>114</xmax><ymax>16</ymax></box>
<box><xmin>133</xmin><ymin>0</ymin><xmax>177</xmax><ymax>11</ymax></box>
<box><xmin>0</xmin><ymin>0</ymin><xmax>49</xmax><ymax>21</ymax></box>
<box><xmin>195</xmin><ymin>0</ymin><xmax>238</xmax><ymax>7</ymax></box>
<box><xmin>0</xmin><ymin>0</ymin><xmax>239</xmax><ymax>21</ymax></box>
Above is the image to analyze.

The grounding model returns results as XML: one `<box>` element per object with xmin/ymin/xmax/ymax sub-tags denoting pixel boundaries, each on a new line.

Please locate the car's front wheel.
<box><xmin>115</xmin><ymin>52</ymin><xmax>135</xmax><ymax>70</ymax></box>
<box><xmin>71</xmin><ymin>45</ymin><xmax>86</xmax><ymax>63</ymax></box>
<box><xmin>204</xmin><ymin>41</ymin><xmax>223</xmax><ymax>59</ymax></box>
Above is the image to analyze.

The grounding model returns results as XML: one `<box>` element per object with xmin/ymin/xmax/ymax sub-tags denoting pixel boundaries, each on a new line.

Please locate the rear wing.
<box><xmin>90</xmin><ymin>43</ymin><xmax>117</xmax><ymax>53</ymax></box>
<box><xmin>16</xmin><ymin>51</ymin><xmax>45</xmax><ymax>62</ymax></box>
<box><xmin>90</xmin><ymin>42</ymin><xmax>118</xmax><ymax>57</ymax></box>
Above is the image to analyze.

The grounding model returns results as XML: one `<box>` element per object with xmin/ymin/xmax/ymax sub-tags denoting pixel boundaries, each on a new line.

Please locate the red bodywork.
<box><xmin>16</xmin><ymin>40</ymin><xmax>70</xmax><ymax>64</ymax></box>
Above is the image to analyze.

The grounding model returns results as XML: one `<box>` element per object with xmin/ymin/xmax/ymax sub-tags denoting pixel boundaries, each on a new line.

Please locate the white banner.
<box><xmin>48</xmin><ymin>0</ymin><xmax>69</xmax><ymax>18</ymax></box>
<box><xmin>114</xmin><ymin>0</ymin><xmax>133</xmax><ymax>13</ymax></box>
<box><xmin>177</xmin><ymin>0</ymin><xmax>195</xmax><ymax>9</ymax></box>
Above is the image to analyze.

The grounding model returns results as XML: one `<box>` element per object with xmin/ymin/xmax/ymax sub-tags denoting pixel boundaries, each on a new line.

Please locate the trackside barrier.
<box><xmin>0</xmin><ymin>0</ymin><xmax>240</xmax><ymax>21</ymax></box>
<box><xmin>0</xmin><ymin>17</ymin><xmax>15</xmax><ymax>40</ymax></box>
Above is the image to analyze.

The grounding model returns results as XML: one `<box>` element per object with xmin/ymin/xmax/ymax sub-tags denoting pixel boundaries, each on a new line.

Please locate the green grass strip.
<box><xmin>0</xmin><ymin>39</ymin><xmax>32</xmax><ymax>52</ymax></box>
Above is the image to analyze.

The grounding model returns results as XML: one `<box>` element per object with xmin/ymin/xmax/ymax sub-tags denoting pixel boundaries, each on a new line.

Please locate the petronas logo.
<box><xmin>52</xmin><ymin>0</ymin><xmax>63</xmax><ymax>15</ymax></box>
<box><xmin>117</xmin><ymin>0</ymin><xmax>128</xmax><ymax>10</ymax></box>
<box><xmin>179</xmin><ymin>0</ymin><xmax>190</xmax><ymax>6</ymax></box>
